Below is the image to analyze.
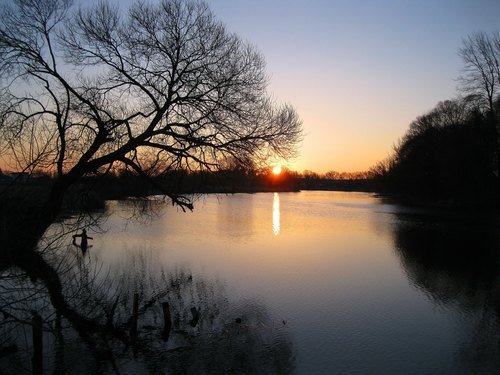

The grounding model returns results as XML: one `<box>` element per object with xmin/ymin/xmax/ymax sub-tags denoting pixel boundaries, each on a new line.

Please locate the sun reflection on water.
<box><xmin>273</xmin><ymin>192</ymin><xmax>280</xmax><ymax>235</ymax></box>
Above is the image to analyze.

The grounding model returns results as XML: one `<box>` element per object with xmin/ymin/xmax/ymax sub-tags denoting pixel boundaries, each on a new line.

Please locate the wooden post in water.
<box><xmin>54</xmin><ymin>311</ymin><xmax>64</xmax><ymax>374</ymax></box>
<box><xmin>31</xmin><ymin>311</ymin><xmax>42</xmax><ymax>375</ymax></box>
<box><xmin>131</xmin><ymin>293</ymin><xmax>139</xmax><ymax>358</ymax></box>
<box><xmin>0</xmin><ymin>345</ymin><xmax>17</xmax><ymax>358</ymax></box>
<box><xmin>161</xmin><ymin>302</ymin><xmax>172</xmax><ymax>342</ymax></box>
<box><xmin>189</xmin><ymin>307</ymin><xmax>200</xmax><ymax>327</ymax></box>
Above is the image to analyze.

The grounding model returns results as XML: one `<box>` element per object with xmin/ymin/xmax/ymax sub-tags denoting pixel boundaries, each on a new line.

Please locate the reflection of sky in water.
<box><xmin>272</xmin><ymin>192</ymin><xmax>280</xmax><ymax>236</ymax></box>
<box><xmin>91</xmin><ymin>191</ymin><xmax>500</xmax><ymax>374</ymax></box>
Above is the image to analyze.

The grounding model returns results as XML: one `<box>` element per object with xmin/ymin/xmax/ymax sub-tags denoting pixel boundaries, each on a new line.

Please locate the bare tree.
<box><xmin>0</xmin><ymin>0</ymin><xmax>301</xmax><ymax>232</ymax></box>
<box><xmin>458</xmin><ymin>31</ymin><xmax>500</xmax><ymax>112</ymax></box>
<box><xmin>458</xmin><ymin>30</ymin><xmax>500</xmax><ymax>175</ymax></box>
<box><xmin>0</xmin><ymin>0</ymin><xmax>301</xmax><ymax>368</ymax></box>
<box><xmin>405</xmin><ymin>98</ymin><xmax>476</xmax><ymax>140</ymax></box>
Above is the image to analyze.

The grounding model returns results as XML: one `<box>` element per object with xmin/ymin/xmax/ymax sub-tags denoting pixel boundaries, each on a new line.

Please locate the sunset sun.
<box><xmin>272</xmin><ymin>166</ymin><xmax>282</xmax><ymax>175</ymax></box>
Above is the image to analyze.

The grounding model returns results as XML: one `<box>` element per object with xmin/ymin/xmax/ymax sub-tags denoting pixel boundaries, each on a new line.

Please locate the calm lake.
<box><xmin>82</xmin><ymin>190</ymin><xmax>500</xmax><ymax>374</ymax></box>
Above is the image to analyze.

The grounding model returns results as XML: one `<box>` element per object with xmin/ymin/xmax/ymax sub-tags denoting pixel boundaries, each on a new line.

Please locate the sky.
<box><xmin>4</xmin><ymin>0</ymin><xmax>500</xmax><ymax>174</ymax></box>
<box><xmin>203</xmin><ymin>0</ymin><xmax>500</xmax><ymax>173</ymax></box>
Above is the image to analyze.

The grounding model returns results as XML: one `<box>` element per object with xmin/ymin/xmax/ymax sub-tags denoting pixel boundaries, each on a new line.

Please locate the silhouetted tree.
<box><xmin>0</xmin><ymin>0</ymin><xmax>301</xmax><ymax>369</ymax></box>
<box><xmin>383</xmin><ymin>97</ymin><xmax>496</xmax><ymax>201</ymax></box>
<box><xmin>0</xmin><ymin>0</ymin><xmax>301</xmax><ymax>238</ymax></box>
<box><xmin>368</xmin><ymin>156</ymin><xmax>394</xmax><ymax>183</ymax></box>
<box><xmin>366</xmin><ymin>32</ymin><xmax>500</xmax><ymax>202</ymax></box>
<box><xmin>324</xmin><ymin>170</ymin><xmax>340</xmax><ymax>180</ymax></box>
<box><xmin>458</xmin><ymin>31</ymin><xmax>500</xmax><ymax>175</ymax></box>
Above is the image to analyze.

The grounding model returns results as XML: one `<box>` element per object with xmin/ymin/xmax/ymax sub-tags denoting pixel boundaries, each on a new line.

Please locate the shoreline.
<box><xmin>2</xmin><ymin>180</ymin><xmax>498</xmax><ymax>212</ymax></box>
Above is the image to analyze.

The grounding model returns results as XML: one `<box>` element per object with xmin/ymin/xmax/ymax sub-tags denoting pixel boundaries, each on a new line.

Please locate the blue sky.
<box><xmin>205</xmin><ymin>0</ymin><xmax>500</xmax><ymax>172</ymax></box>
<box><xmin>81</xmin><ymin>0</ymin><xmax>500</xmax><ymax>172</ymax></box>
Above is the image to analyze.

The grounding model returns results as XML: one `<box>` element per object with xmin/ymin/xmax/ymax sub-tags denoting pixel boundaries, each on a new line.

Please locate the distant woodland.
<box><xmin>1</xmin><ymin>28</ymin><xmax>499</xmax><ymax>208</ymax></box>
<box><xmin>369</xmin><ymin>31</ymin><xmax>500</xmax><ymax>207</ymax></box>
<box><xmin>4</xmin><ymin>83</ymin><xmax>499</xmax><ymax>208</ymax></box>
<box><xmin>2</xmin><ymin>87</ymin><xmax>499</xmax><ymax>208</ymax></box>
<box><xmin>369</xmin><ymin>97</ymin><xmax>500</xmax><ymax>206</ymax></box>
<box><xmin>2</xmin><ymin>86</ymin><xmax>499</xmax><ymax>208</ymax></box>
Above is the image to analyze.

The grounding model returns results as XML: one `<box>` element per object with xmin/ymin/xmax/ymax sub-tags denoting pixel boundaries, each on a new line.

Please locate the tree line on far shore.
<box><xmin>368</xmin><ymin>31</ymin><xmax>500</xmax><ymax>206</ymax></box>
<box><xmin>1</xmin><ymin>16</ymin><xmax>499</xmax><ymax>208</ymax></box>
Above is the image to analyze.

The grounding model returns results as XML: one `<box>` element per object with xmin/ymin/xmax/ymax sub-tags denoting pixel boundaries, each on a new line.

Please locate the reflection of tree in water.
<box><xmin>392</xmin><ymin>211</ymin><xmax>500</xmax><ymax>373</ymax></box>
<box><xmin>0</xmin><ymin>244</ymin><xmax>294</xmax><ymax>374</ymax></box>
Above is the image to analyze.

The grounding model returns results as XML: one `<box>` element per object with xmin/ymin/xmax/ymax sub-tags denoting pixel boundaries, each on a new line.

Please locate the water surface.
<box><xmin>92</xmin><ymin>191</ymin><xmax>500</xmax><ymax>374</ymax></box>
